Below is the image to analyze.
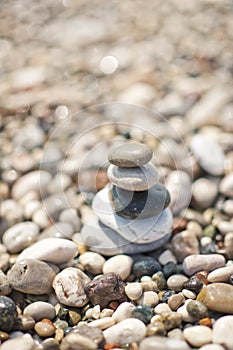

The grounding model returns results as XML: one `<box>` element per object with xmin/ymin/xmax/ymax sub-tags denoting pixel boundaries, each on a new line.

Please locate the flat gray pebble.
<box><xmin>183</xmin><ymin>254</ymin><xmax>225</xmax><ymax>276</ymax></box>
<box><xmin>23</xmin><ymin>301</ymin><xmax>56</xmax><ymax>321</ymax></box>
<box><xmin>7</xmin><ymin>259</ymin><xmax>56</xmax><ymax>294</ymax></box>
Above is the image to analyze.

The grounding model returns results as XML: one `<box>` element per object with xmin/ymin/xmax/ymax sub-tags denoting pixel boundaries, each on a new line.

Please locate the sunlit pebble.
<box><xmin>55</xmin><ymin>105</ymin><xmax>69</xmax><ymax>120</ymax></box>
<box><xmin>100</xmin><ymin>56</ymin><xmax>118</xmax><ymax>75</ymax></box>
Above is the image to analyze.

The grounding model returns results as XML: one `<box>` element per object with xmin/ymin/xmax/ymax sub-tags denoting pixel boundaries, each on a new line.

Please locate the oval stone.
<box><xmin>107</xmin><ymin>163</ymin><xmax>159</xmax><ymax>191</ymax></box>
<box><xmin>197</xmin><ymin>283</ymin><xmax>233</xmax><ymax>313</ymax></box>
<box><xmin>183</xmin><ymin>325</ymin><xmax>212</xmax><ymax>347</ymax></box>
<box><xmin>212</xmin><ymin>316</ymin><xmax>233</xmax><ymax>350</ymax></box>
<box><xmin>7</xmin><ymin>259</ymin><xmax>56</xmax><ymax>294</ymax></box>
<box><xmin>53</xmin><ymin>268</ymin><xmax>90</xmax><ymax>307</ymax></box>
<box><xmin>92</xmin><ymin>186</ymin><xmax>173</xmax><ymax>244</ymax></box>
<box><xmin>190</xmin><ymin>134</ymin><xmax>225</xmax><ymax>176</ymax></box>
<box><xmin>139</xmin><ymin>336</ymin><xmax>190</xmax><ymax>350</ymax></box>
<box><xmin>2</xmin><ymin>222</ymin><xmax>39</xmax><ymax>254</ymax></box>
<box><xmin>103</xmin><ymin>254</ymin><xmax>133</xmax><ymax>280</ymax></box>
<box><xmin>0</xmin><ymin>296</ymin><xmax>18</xmax><ymax>332</ymax></box>
<box><xmin>17</xmin><ymin>238</ymin><xmax>78</xmax><ymax>264</ymax></box>
<box><xmin>183</xmin><ymin>254</ymin><xmax>225</xmax><ymax>276</ymax></box>
<box><xmin>220</xmin><ymin>173</ymin><xmax>233</xmax><ymax>198</ymax></box>
<box><xmin>208</xmin><ymin>265</ymin><xmax>233</xmax><ymax>283</ymax></box>
<box><xmin>110</xmin><ymin>183</ymin><xmax>170</xmax><ymax>219</ymax></box>
<box><xmin>12</xmin><ymin>170</ymin><xmax>52</xmax><ymax>200</ymax></box>
<box><xmin>23</xmin><ymin>301</ymin><xmax>56</xmax><ymax>321</ymax></box>
<box><xmin>0</xmin><ymin>334</ymin><xmax>35</xmax><ymax>350</ymax></box>
<box><xmin>108</xmin><ymin>142</ymin><xmax>153</xmax><ymax>167</ymax></box>
<box><xmin>103</xmin><ymin>318</ymin><xmax>146</xmax><ymax>344</ymax></box>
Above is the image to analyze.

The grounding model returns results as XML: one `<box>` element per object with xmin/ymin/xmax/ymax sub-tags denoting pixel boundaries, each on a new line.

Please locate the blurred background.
<box><xmin>0</xmin><ymin>0</ymin><xmax>232</xmax><ymax>118</ymax></box>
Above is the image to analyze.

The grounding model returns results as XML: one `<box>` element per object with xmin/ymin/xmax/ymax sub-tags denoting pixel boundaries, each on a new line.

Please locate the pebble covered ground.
<box><xmin>0</xmin><ymin>1</ymin><xmax>233</xmax><ymax>349</ymax></box>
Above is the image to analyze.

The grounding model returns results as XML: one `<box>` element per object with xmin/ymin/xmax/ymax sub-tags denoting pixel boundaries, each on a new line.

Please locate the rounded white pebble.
<box><xmin>17</xmin><ymin>238</ymin><xmax>78</xmax><ymax>264</ymax></box>
<box><xmin>212</xmin><ymin>315</ymin><xmax>233</xmax><ymax>350</ymax></box>
<box><xmin>190</xmin><ymin>134</ymin><xmax>225</xmax><ymax>176</ymax></box>
<box><xmin>2</xmin><ymin>221</ymin><xmax>39</xmax><ymax>254</ymax></box>
<box><xmin>79</xmin><ymin>251</ymin><xmax>105</xmax><ymax>275</ymax></box>
<box><xmin>88</xmin><ymin>317</ymin><xmax>115</xmax><ymax>330</ymax></box>
<box><xmin>112</xmin><ymin>302</ymin><xmax>135</xmax><ymax>323</ymax></box>
<box><xmin>103</xmin><ymin>254</ymin><xmax>133</xmax><ymax>280</ymax></box>
<box><xmin>139</xmin><ymin>336</ymin><xmax>190</xmax><ymax>350</ymax></box>
<box><xmin>199</xmin><ymin>345</ymin><xmax>225</xmax><ymax>350</ymax></box>
<box><xmin>125</xmin><ymin>282</ymin><xmax>143</xmax><ymax>300</ymax></box>
<box><xmin>53</xmin><ymin>267</ymin><xmax>90</xmax><ymax>307</ymax></box>
<box><xmin>103</xmin><ymin>318</ymin><xmax>146</xmax><ymax>344</ymax></box>
<box><xmin>154</xmin><ymin>303</ymin><xmax>172</xmax><ymax>314</ymax></box>
<box><xmin>208</xmin><ymin>265</ymin><xmax>233</xmax><ymax>283</ymax></box>
<box><xmin>183</xmin><ymin>325</ymin><xmax>212</xmax><ymax>347</ymax></box>
<box><xmin>100</xmin><ymin>55</ymin><xmax>118</xmax><ymax>74</ymax></box>
<box><xmin>137</xmin><ymin>291</ymin><xmax>159</xmax><ymax>307</ymax></box>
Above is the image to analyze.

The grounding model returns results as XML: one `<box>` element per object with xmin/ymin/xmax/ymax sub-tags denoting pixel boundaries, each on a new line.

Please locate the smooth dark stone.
<box><xmin>163</xmin><ymin>262</ymin><xmax>177</xmax><ymax>279</ymax></box>
<box><xmin>183</xmin><ymin>276</ymin><xmax>203</xmax><ymax>294</ymax></box>
<box><xmin>132</xmin><ymin>256</ymin><xmax>161</xmax><ymax>278</ymax></box>
<box><xmin>108</xmin><ymin>142</ymin><xmax>153</xmax><ymax>168</ymax></box>
<box><xmin>110</xmin><ymin>183</ymin><xmax>171</xmax><ymax>219</ymax></box>
<box><xmin>0</xmin><ymin>296</ymin><xmax>18</xmax><ymax>332</ymax></box>
<box><xmin>131</xmin><ymin>305</ymin><xmax>153</xmax><ymax>324</ymax></box>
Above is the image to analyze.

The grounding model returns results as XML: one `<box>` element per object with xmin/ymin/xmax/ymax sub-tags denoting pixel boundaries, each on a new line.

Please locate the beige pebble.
<box><xmin>12</xmin><ymin>170</ymin><xmax>51</xmax><ymax>200</ymax></box>
<box><xmin>220</xmin><ymin>173</ymin><xmax>233</xmax><ymax>197</ymax></box>
<box><xmin>212</xmin><ymin>316</ymin><xmax>233</xmax><ymax>350</ymax></box>
<box><xmin>0</xmin><ymin>334</ymin><xmax>35</xmax><ymax>350</ymax></box>
<box><xmin>103</xmin><ymin>318</ymin><xmax>146</xmax><ymax>344</ymax></box>
<box><xmin>197</xmin><ymin>283</ymin><xmax>233</xmax><ymax>313</ymax></box>
<box><xmin>137</xmin><ymin>291</ymin><xmax>159</xmax><ymax>307</ymax></box>
<box><xmin>183</xmin><ymin>254</ymin><xmax>225</xmax><ymax>276</ymax></box>
<box><xmin>17</xmin><ymin>238</ymin><xmax>78</xmax><ymax>264</ymax></box>
<box><xmin>167</xmin><ymin>328</ymin><xmax>185</xmax><ymax>340</ymax></box>
<box><xmin>139</xmin><ymin>336</ymin><xmax>190</xmax><ymax>350</ymax></box>
<box><xmin>79</xmin><ymin>252</ymin><xmax>105</xmax><ymax>275</ymax></box>
<box><xmin>125</xmin><ymin>282</ymin><xmax>143</xmax><ymax>300</ymax></box>
<box><xmin>183</xmin><ymin>325</ymin><xmax>212</xmax><ymax>347</ymax></box>
<box><xmin>182</xmin><ymin>289</ymin><xmax>196</xmax><ymax>299</ymax></box>
<box><xmin>154</xmin><ymin>303</ymin><xmax>172</xmax><ymax>314</ymax></box>
<box><xmin>112</xmin><ymin>302</ymin><xmax>135</xmax><ymax>323</ymax></box>
<box><xmin>92</xmin><ymin>305</ymin><xmax>101</xmax><ymax>319</ymax></box>
<box><xmin>100</xmin><ymin>308</ymin><xmax>114</xmax><ymax>318</ymax></box>
<box><xmin>192</xmin><ymin>178</ymin><xmax>218</xmax><ymax>209</ymax></box>
<box><xmin>23</xmin><ymin>301</ymin><xmax>56</xmax><ymax>321</ymax></box>
<box><xmin>208</xmin><ymin>265</ymin><xmax>233</xmax><ymax>283</ymax></box>
<box><xmin>88</xmin><ymin>317</ymin><xmax>115</xmax><ymax>330</ymax></box>
<box><xmin>34</xmin><ymin>321</ymin><xmax>55</xmax><ymax>337</ymax></box>
<box><xmin>103</xmin><ymin>254</ymin><xmax>133</xmax><ymax>280</ymax></box>
<box><xmin>53</xmin><ymin>268</ymin><xmax>90</xmax><ymax>307</ymax></box>
<box><xmin>168</xmin><ymin>293</ymin><xmax>185</xmax><ymax>311</ymax></box>
<box><xmin>61</xmin><ymin>332</ymin><xmax>97</xmax><ymax>350</ymax></box>
<box><xmin>199</xmin><ymin>345</ymin><xmax>225</xmax><ymax>350</ymax></box>
<box><xmin>167</xmin><ymin>274</ymin><xmax>188</xmax><ymax>292</ymax></box>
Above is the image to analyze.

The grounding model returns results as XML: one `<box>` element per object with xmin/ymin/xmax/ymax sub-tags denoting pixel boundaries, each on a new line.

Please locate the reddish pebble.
<box><xmin>195</xmin><ymin>271</ymin><xmax>210</xmax><ymax>285</ymax></box>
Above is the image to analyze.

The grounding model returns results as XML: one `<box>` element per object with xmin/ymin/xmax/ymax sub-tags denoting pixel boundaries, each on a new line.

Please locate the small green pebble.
<box><xmin>187</xmin><ymin>300</ymin><xmax>208</xmax><ymax>320</ymax></box>
<box><xmin>152</xmin><ymin>271</ymin><xmax>167</xmax><ymax>290</ymax></box>
<box><xmin>203</xmin><ymin>225</ymin><xmax>216</xmax><ymax>239</ymax></box>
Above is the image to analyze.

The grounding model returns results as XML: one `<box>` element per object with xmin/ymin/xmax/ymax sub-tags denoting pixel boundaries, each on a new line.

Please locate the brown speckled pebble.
<box><xmin>85</xmin><ymin>272</ymin><xmax>126</xmax><ymax>308</ymax></box>
<box><xmin>7</xmin><ymin>259</ymin><xmax>56</xmax><ymax>294</ymax></box>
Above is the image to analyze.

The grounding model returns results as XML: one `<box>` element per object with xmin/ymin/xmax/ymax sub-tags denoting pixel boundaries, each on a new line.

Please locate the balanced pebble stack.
<box><xmin>81</xmin><ymin>141</ymin><xmax>172</xmax><ymax>255</ymax></box>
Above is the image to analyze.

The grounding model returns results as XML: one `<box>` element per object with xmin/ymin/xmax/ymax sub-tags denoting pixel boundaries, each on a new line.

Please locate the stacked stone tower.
<box><xmin>81</xmin><ymin>141</ymin><xmax>173</xmax><ymax>255</ymax></box>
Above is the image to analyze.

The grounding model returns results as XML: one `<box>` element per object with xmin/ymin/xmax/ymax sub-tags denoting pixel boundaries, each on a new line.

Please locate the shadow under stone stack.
<box><xmin>81</xmin><ymin>141</ymin><xmax>173</xmax><ymax>255</ymax></box>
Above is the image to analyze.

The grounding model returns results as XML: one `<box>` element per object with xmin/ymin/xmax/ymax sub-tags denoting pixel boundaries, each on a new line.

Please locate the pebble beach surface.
<box><xmin>0</xmin><ymin>1</ymin><xmax>233</xmax><ymax>350</ymax></box>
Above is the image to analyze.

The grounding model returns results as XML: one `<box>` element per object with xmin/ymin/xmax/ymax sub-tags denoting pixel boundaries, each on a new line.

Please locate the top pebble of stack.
<box><xmin>108</xmin><ymin>142</ymin><xmax>153</xmax><ymax>167</ymax></box>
